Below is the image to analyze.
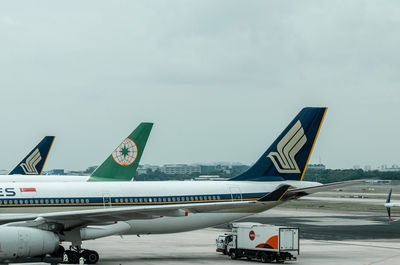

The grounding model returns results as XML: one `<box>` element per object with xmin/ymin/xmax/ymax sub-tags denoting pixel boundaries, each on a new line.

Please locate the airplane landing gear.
<box><xmin>62</xmin><ymin>246</ymin><xmax>99</xmax><ymax>264</ymax></box>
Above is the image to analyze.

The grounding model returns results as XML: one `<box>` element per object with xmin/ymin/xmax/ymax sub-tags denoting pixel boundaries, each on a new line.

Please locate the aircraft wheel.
<box><xmin>65</xmin><ymin>250</ymin><xmax>79</xmax><ymax>264</ymax></box>
<box><xmin>84</xmin><ymin>250</ymin><xmax>99</xmax><ymax>264</ymax></box>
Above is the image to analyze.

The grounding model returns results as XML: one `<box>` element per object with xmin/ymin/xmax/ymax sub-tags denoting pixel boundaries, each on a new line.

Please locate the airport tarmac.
<box><xmin>18</xmin><ymin>208</ymin><xmax>400</xmax><ymax>265</ymax></box>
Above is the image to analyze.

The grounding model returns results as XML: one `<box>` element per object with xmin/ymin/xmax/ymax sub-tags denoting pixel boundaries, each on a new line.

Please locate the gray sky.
<box><xmin>1</xmin><ymin>0</ymin><xmax>399</xmax><ymax>170</ymax></box>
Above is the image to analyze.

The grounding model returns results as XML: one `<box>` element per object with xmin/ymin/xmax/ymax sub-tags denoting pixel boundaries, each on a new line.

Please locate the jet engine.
<box><xmin>0</xmin><ymin>226</ymin><xmax>60</xmax><ymax>260</ymax></box>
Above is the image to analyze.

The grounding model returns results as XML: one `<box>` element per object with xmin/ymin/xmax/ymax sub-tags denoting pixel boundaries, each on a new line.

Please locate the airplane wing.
<box><xmin>283</xmin><ymin>180</ymin><xmax>365</xmax><ymax>200</ymax></box>
<box><xmin>0</xmin><ymin>200</ymin><xmax>268</xmax><ymax>227</ymax></box>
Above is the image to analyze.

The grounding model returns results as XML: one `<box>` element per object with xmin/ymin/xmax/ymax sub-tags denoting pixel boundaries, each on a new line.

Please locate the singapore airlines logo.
<box><xmin>267</xmin><ymin>121</ymin><xmax>307</xmax><ymax>174</ymax></box>
<box><xmin>20</xmin><ymin>148</ymin><xmax>41</xmax><ymax>175</ymax></box>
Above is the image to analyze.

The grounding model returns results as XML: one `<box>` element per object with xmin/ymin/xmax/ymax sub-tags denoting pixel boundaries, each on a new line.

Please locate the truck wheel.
<box><xmin>260</xmin><ymin>253</ymin><xmax>271</xmax><ymax>263</ymax></box>
<box><xmin>230</xmin><ymin>251</ymin><xmax>238</xmax><ymax>260</ymax></box>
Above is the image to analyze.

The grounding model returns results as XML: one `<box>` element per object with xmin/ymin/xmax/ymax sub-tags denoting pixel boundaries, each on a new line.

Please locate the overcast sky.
<box><xmin>1</xmin><ymin>1</ymin><xmax>399</xmax><ymax>170</ymax></box>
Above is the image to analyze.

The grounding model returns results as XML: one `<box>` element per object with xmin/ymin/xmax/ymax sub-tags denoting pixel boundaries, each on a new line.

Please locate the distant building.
<box><xmin>379</xmin><ymin>164</ymin><xmax>400</xmax><ymax>172</ymax></box>
<box><xmin>365</xmin><ymin>179</ymin><xmax>392</xmax><ymax>185</ymax></box>
<box><xmin>46</xmin><ymin>169</ymin><xmax>65</xmax><ymax>175</ymax></box>
<box><xmin>162</xmin><ymin>164</ymin><xmax>201</xmax><ymax>175</ymax></box>
<box><xmin>364</xmin><ymin>165</ymin><xmax>372</xmax><ymax>171</ymax></box>
<box><xmin>194</xmin><ymin>175</ymin><xmax>229</xmax><ymax>181</ymax></box>
<box><xmin>307</xmin><ymin>164</ymin><xmax>326</xmax><ymax>170</ymax></box>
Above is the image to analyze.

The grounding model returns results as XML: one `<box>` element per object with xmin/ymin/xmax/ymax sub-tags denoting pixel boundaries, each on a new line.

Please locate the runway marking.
<box><xmin>365</xmin><ymin>253</ymin><xmax>400</xmax><ymax>265</ymax></box>
<box><xmin>323</xmin><ymin>241</ymin><xmax>400</xmax><ymax>251</ymax></box>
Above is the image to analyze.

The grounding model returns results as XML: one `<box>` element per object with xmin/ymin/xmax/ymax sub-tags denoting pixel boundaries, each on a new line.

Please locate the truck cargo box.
<box><xmin>232</xmin><ymin>222</ymin><xmax>299</xmax><ymax>252</ymax></box>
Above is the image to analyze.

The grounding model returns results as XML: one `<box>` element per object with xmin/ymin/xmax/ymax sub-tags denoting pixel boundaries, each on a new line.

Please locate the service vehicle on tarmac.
<box><xmin>217</xmin><ymin>223</ymin><xmax>299</xmax><ymax>263</ymax></box>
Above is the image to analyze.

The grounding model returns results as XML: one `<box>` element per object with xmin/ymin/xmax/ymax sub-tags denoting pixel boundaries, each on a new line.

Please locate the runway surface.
<box><xmin>14</xmin><ymin>208</ymin><xmax>400</xmax><ymax>265</ymax></box>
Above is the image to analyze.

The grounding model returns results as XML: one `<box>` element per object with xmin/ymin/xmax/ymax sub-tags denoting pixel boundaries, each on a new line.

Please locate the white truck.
<box><xmin>216</xmin><ymin>223</ymin><xmax>299</xmax><ymax>263</ymax></box>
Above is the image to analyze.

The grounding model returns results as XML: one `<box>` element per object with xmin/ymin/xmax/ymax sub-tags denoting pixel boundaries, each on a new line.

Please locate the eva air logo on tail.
<box><xmin>267</xmin><ymin>121</ymin><xmax>307</xmax><ymax>174</ymax></box>
<box><xmin>111</xmin><ymin>138</ymin><xmax>138</xmax><ymax>166</ymax></box>
<box><xmin>20</xmin><ymin>148</ymin><xmax>41</xmax><ymax>174</ymax></box>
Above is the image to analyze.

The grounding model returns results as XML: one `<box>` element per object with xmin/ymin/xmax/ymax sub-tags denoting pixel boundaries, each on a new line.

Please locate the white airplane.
<box><xmin>0</xmin><ymin>107</ymin><xmax>362</xmax><ymax>264</ymax></box>
<box><xmin>1</xmin><ymin>123</ymin><xmax>153</xmax><ymax>183</ymax></box>
<box><xmin>384</xmin><ymin>189</ymin><xmax>400</xmax><ymax>221</ymax></box>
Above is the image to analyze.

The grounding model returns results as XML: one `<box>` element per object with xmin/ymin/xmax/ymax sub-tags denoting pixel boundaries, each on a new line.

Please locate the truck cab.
<box><xmin>216</xmin><ymin>234</ymin><xmax>232</xmax><ymax>255</ymax></box>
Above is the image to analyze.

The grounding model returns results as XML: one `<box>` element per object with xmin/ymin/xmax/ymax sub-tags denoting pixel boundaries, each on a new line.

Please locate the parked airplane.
<box><xmin>0</xmin><ymin>108</ymin><xmax>362</xmax><ymax>264</ymax></box>
<box><xmin>384</xmin><ymin>189</ymin><xmax>400</xmax><ymax>221</ymax></box>
<box><xmin>1</xmin><ymin>123</ymin><xmax>153</xmax><ymax>182</ymax></box>
<box><xmin>7</xmin><ymin>136</ymin><xmax>55</xmax><ymax>176</ymax></box>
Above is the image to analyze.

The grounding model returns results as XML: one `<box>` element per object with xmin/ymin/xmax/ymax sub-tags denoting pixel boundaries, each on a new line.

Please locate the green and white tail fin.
<box><xmin>88</xmin><ymin>122</ymin><xmax>153</xmax><ymax>181</ymax></box>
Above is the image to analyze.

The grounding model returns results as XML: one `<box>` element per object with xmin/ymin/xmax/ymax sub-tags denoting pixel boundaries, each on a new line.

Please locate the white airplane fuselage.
<box><xmin>0</xmin><ymin>175</ymin><xmax>90</xmax><ymax>182</ymax></box>
<box><xmin>0</xmin><ymin>180</ymin><xmax>319</xmax><ymax>235</ymax></box>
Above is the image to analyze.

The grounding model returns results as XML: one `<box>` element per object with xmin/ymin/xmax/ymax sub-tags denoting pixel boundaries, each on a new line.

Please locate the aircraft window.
<box><xmin>212</xmin><ymin>196</ymin><xmax>216</xmax><ymax>200</ymax></box>
<box><xmin>19</xmin><ymin>200</ymin><xmax>23</xmax><ymax>204</ymax></box>
<box><xmin>172</xmin><ymin>197</ymin><xmax>176</xmax><ymax>202</ymax></box>
<box><xmin>60</xmin><ymin>199</ymin><xmax>64</xmax><ymax>204</ymax></box>
<box><xmin>209</xmin><ymin>196</ymin><xmax>213</xmax><ymax>200</ymax></box>
<box><xmin>139</xmin><ymin>198</ymin><xmax>143</xmax><ymax>203</ymax></box>
<box><xmin>149</xmin><ymin>198</ymin><xmax>152</xmax><ymax>202</ymax></box>
<box><xmin>86</xmin><ymin>199</ymin><xmax>89</xmax><ymax>203</ymax></box>
<box><xmin>217</xmin><ymin>196</ymin><xmax>221</xmax><ymax>200</ymax></box>
<box><xmin>39</xmin><ymin>199</ymin><xmax>43</xmax><ymax>204</ymax></box>
<box><xmin>115</xmin><ymin>199</ymin><xmax>119</xmax><ymax>203</ymax></box>
<box><xmin>195</xmin><ymin>196</ymin><xmax>199</xmax><ymax>201</ymax></box>
<box><xmin>190</xmin><ymin>197</ymin><xmax>194</xmax><ymax>201</ymax></box>
<box><xmin>176</xmin><ymin>197</ymin><xmax>180</xmax><ymax>202</ymax></box>
<box><xmin>71</xmin><ymin>199</ymin><xmax>75</xmax><ymax>203</ymax></box>
<box><xmin>55</xmin><ymin>199</ymin><xmax>59</xmax><ymax>204</ymax></box>
<box><xmin>162</xmin><ymin>198</ymin><xmax>166</xmax><ymax>202</ymax></box>
<box><xmin>157</xmin><ymin>198</ymin><xmax>161</xmax><ymax>202</ymax></box>
<box><xmin>23</xmin><ymin>200</ymin><xmax>28</xmax><ymax>204</ymax></box>
<box><xmin>167</xmin><ymin>198</ymin><xmax>171</xmax><ymax>202</ymax></box>
<box><xmin>199</xmin><ymin>196</ymin><xmax>203</xmax><ymax>201</ymax></box>
<box><xmin>8</xmin><ymin>200</ymin><xmax>13</xmax><ymax>205</ymax></box>
<box><xmin>134</xmin><ymin>198</ymin><xmax>138</xmax><ymax>203</ymax></box>
<box><xmin>125</xmin><ymin>198</ymin><xmax>129</xmax><ymax>203</ymax></box>
<box><xmin>80</xmin><ymin>199</ymin><xmax>84</xmax><ymax>203</ymax></box>
<box><xmin>0</xmin><ymin>200</ymin><xmax>2</xmax><ymax>205</ymax></box>
<box><xmin>129</xmin><ymin>198</ymin><xmax>133</xmax><ymax>203</ymax></box>
<box><xmin>30</xmin><ymin>200</ymin><xmax>33</xmax><ymax>204</ymax></box>
<box><xmin>66</xmin><ymin>199</ymin><xmax>69</xmax><ymax>203</ymax></box>
<box><xmin>186</xmin><ymin>197</ymin><xmax>189</xmax><ymax>201</ymax></box>
<box><xmin>50</xmin><ymin>199</ymin><xmax>54</xmax><ymax>204</ymax></box>
<box><xmin>181</xmin><ymin>197</ymin><xmax>185</xmax><ymax>201</ymax></box>
<box><xmin>3</xmin><ymin>200</ymin><xmax>7</xmax><ymax>205</ymax></box>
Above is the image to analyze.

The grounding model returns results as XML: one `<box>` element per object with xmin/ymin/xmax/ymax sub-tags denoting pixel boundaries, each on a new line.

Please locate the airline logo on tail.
<box><xmin>111</xmin><ymin>138</ymin><xmax>138</xmax><ymax>166</ymax></box>
<box><xmin>20</xmin><ymin>148</ymin><xmax>41</xmax><ymax>175</ymax></box>
<box><xmin>267</xmin><ymin>121</ymin><xmax>307</xmax><ymax>174</ymax></box>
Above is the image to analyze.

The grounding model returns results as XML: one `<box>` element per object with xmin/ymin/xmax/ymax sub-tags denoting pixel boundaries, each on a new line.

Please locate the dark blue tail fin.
<box><xmin>9</xmin><ymin>136</ymin><xmax>55</xmax><ymax>175</ymax></box>
<box><xmin>230</xmin><ymin>107</ymin><xmax>327</xmax><ymax>182</ymax></box>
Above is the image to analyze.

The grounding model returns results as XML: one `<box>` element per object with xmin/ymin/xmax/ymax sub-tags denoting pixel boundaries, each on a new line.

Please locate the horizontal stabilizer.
<box><xmin>258</xmin><ymin>185</ymin><xmax>291</xmax><ymax>202</ymax></box>
<box><xmin>283</xmin><ymin>180</ymin><xmax>365</xmax><ymax>200</ymax></box>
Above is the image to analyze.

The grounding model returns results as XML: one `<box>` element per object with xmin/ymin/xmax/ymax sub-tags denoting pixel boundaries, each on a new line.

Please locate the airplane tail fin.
<box><xmin>88</xmin><ymin>123</ymin><xmax>153</xmax><ymax>181</ymax></box>
<box><xmin>386</xmin><ymin>189</ymin><xmax>392</xmax><ymax>222</ymax></box>
<box><xmin>9</xmin><ymin>136</ymin><xmax>55</xmax><ymax>175</ymax></box>
<box><xmin>386</xmin><ymin>189</ymin><xmax>392</xmax><ymax>203</ymax></box>
<box><xmin>230</xmin><ymin>107</ymin><xmax>327</xmax><ymax>182</ymax></box>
